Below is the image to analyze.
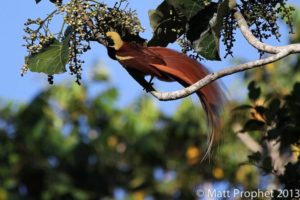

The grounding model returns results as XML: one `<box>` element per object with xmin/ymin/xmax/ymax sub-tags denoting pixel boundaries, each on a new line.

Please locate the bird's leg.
<box><xmin>126</xmin><ymin>69</ymin><xmax>156</xmax><ymax>92</ymax></box>
<box><xmin>147</xmin><ymin>75</ymin><xmax>154</xmax><ymax>87</ymax></box>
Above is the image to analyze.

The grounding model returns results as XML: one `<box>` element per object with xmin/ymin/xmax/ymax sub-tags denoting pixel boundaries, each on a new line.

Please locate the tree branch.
<box><xmin>150</xmin><ymin>50</ymin><xmax>290</xmax><ymax>101</ymax></box>
<box><xmin>81</xmin><ymin>6</ymin><xmax>300</xmax><ymax>101</ymax></box>
<box><xmin>149</xmin><ymin>10</ymin><xmax>300</xmax><ymax>101</ymax></box>
<box><xmin>82</xmin><ymin>12</ymin><xmax>106</xmax><ymax>46</ymax></box>
<box><xmin>237</xmin><ymin>133</ymin><xmax>262</xmax><ymax>153</ymax></box>
<box><xmin>234</xmin><ymin>11</ymin><xmax>300</xmax><ymax>54</ymax></box>
<box><xmin>234</xmin><ymin>11</ymin><xmax>279</xmax><ymax>54</ymax></box>
<box><xmin>233</xmin><ymin>122</ymin><xmax>262</xmax><ymax>153</ymax></box>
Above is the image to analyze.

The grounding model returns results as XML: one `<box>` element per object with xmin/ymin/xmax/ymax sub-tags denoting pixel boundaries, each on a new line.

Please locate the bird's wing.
<box><xmin>117</xmin><ymin>43</ymin><xmax>172</xmax><ymax>80</ymax></box>
<box><xmin>117</xmin><ymin>43</ymin><xmax>166</xmax><ymax>65</ymax></box>
<box><xmin>148</xmin><ymin>47</ymin><xmax>207</xmax><ymax>85</ymax></box>
<box><xmin>150</xmin><ymin>64</ymin><xmax>191</xmax><ymax>83</ymax></box>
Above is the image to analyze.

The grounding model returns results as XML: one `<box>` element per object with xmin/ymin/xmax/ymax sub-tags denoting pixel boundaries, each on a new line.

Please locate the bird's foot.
<box><xmin>143</xmin><ymin>82</ymin><xmax>155</xmax><ymax>93</ymax></box>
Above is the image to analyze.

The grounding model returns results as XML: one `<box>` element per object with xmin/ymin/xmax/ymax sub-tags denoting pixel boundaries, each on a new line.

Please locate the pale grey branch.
<box><xmin>234</xmin><ymin>11</ymin><xmax>279</xmax><ymax>54</ymax></box>
<box><xmin>149</xmin><ymin>10</ymin><xmax>300</xmax><ymax>101</ymax></box>
<box><xmin>234</xmin><ymin>11</ymin><xmax>300</xmax><ymax>54</ymax></box>
<box><xmin>150</xmin><ymin>50</ymin><xmax>290</xmax><ymax>101</ymax></box>
<box><xmin>237</xmin><ymin>133</ymin><xmax>263</xmax><ymax>153</ymax></box>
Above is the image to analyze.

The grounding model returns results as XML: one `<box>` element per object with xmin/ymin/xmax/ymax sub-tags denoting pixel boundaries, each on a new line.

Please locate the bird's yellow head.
<box><xmin>105</xmin><ymin>32</ymin><xmax>124</xmax><ymax>50</ymax></box>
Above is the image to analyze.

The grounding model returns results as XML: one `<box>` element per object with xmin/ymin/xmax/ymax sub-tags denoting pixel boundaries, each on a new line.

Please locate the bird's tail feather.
<box><xmin>150</xmin><ymin>47</ymin><xmax>225</xmax><ymax>160</ymax></box>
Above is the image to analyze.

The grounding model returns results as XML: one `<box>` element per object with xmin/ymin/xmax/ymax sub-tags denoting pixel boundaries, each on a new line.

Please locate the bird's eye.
<box><xmin>106</xmin><ymin>37</ymin><xmax>115</xmax><ymax>46</ymax></box>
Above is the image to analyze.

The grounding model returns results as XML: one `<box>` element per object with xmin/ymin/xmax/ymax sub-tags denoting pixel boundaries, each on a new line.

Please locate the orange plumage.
<box><xmin>106</xmin><ymin>32</ymin><xmax>225</xmax><ymax>159</ymax></box>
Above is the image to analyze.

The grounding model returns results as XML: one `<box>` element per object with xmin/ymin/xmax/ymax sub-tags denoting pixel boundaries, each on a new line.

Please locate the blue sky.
<box><xmin>0</xmin><ymin>0</ymin><xmax>299</xmax><ymax>111</ymax></box>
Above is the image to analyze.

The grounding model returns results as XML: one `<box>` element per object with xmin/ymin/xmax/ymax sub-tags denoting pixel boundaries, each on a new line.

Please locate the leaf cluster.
<box><xmin>236</xmin><ymin>81</ymin><xmax>300</xmax><ymax>192</ymax></box>
<box><xmin>23</xmin><ymin>0</ymin><xmax>145</xmax><ymax>84</ymax></box>
<box><xmin>234</xmin><ymin>17</ymin><xmax>300</xmax><ymax>194</ymax></box>
<box><xmin>22</xmin><ymin>0</ymin><xmax>295</xmax><ymax>83</ymax></box>
<box><xmin>148</xmin><ymin>0</ymin><xmax>232</xmax><ymax>60</ymax></box>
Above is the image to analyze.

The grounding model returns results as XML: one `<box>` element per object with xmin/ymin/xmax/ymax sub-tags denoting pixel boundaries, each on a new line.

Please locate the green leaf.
<box><xmin>91</xmin><ymin>67</ymin><xmax>110</xmax><ymax>82</ymax></box>
<box><xmin>268</xmin><ymin>98</ymin><xmax>280</xmax><ymax>111</ymax></box>
<box><xmin>186</xmin><ymin>3</ymin><xmax>221</xmax><ymax>60</ymax></box>
<box><xmin>212</xmin><ymin>0</ymin><xmax>232</xmax><ymax>38</ymax></box>
<box><xmin>49</xmin><ymin>0</ymin><xmax>62</xmax><ymax>4</ymax></box>
<box><xmin>254</xmin><ymin>106</ymin><xmax>265</xmax><ymax>115</ymax></box>
<box><xmin>191</xmin><ymin>26</ymin><xmax>220</xmax><ymax>60</ymax></box>
<box><xmin>233</xmin><ymin>104</ymin><xmax>253</xmax><ymax>111</ymax></box>
<box><xmin>266</xmin><ymin>129</ymin><xmax>280</xmax><ymax>140</ymax></box>
<box><xmin>165</xmin><ymin>0</ymin><xmax>205</xmax><ymax>20</ymax></box>
<box><xmin>262</xmin><ymin>156</ymin><xmax>273</xmax><ymax>173</ymax></box>
<box><xmin>265</xmin><ymin>98</ymin><xmax>280</xmax><ymax>122</ymax></box>
<box><xmin>27</xmin><ymin>37</ymin><xmax>70</xmax><ymax>75</ymax></box>
<box><xmin>291</xmin><ymin>82</ymin><xmax>300</xmax><ymax>98</ymax></box>
<box><xmin>187</xmin><ymin>0</ymin><xmax>230</xmax><ymax>60</ymax></box>
<box><xmin>248</xmin><ymin>151</ymin><xmax>262</xmax><ymax>163</ymax></box>
<box><xmin>248</xmin><ymin>81</ymin><xmax>261</xmax><ymax>101</ymax></box>
<box><xmin>148</xmin><ymin>1</ymin><xmax>186</xmax><ymax>46</ymax></box>
<box><xmin>148</xmin><ymin>0</ymin><xmax>229</xmax><ymax>60</ymax></box>
<box><xmin>64</xmin><ymin>26</ymin><xmax>74</xmax><ymax>38</ymax></box>
<box><xmin>242</xmin><ymin>119</ymin><xmax>265</xmax><ymax>132</ymax></box>
<box><xmin>186</xmin><ymin>0</ymin><xmax>231</xmax><ymax>60</ymax></box>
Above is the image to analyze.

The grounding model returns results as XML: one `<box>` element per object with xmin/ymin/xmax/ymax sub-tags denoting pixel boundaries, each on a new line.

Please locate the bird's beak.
<box><xmin>104</xmin><ymin>36</ymin><xmax>115</xmax><ymax>47</ymax></box>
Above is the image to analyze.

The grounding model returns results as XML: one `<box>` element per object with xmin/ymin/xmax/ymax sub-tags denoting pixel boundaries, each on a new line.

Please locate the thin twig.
<box><xmin>81</xmin><ymin>7</ymin><xmax>106</xmax><ymax>45</ymax></box>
